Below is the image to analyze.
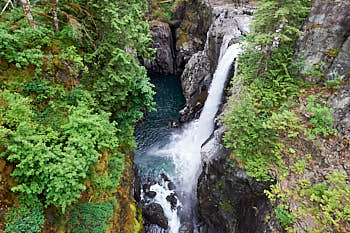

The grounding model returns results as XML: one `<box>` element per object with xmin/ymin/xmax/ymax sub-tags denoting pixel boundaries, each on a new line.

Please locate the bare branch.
<box><xmin>20</xmin><ymin>0</ymin><xmax>36</xmax><ymax>28</ymax></box>
<box><xmin>1</xmin><ymin>0</ymin><xmax>14</xmax><ymax>15</ymax></box>
<box><xmin>52</xmin><ymin>0</ymin><xmax>59</xmax><ymax>30</ymax></box>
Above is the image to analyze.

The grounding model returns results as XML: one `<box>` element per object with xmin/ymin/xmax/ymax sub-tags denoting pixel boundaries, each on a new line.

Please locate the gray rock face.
<box><xmin>179</xmin><ymin>4</ymin><xmax>252</xmax><ymax>122</ymax></box>
<box><xmin>173</xmin><ymin>0</ymin><xmax>213</xmax><ymax>73</ymax></box>
<box><xmin>179</xmin><ymin>51</ymin><xmax>211</xmax><ymax>122</ymax></box>
<box><xmin>206</xmin><ymin>5</ymin><xmax>252</xmax><ymax>73</ymax></box>
<box><xmin>295</xmin><ymin>0</ymin><xmax>350</xmax><ymax>137</ymax></box>
<box><xmin>197</xmin><ymin>126</ymin><xmax>276</xmax><ymax>233</ymax></box>
<box><xmin>295</xmin><ymin>0</ymin><xmax>350</xmax><ymax>81</ymax></box>
<box><xmin>329</xmin><ymin>84</ymin><xmax>350</xmax><ymax>137</ymax></box>
<box><xmin>197</xmin><ymin>77</ymin><xmax>279</xmax><ymax>233</ymax></box>
<box><xmin>144</xmin><ymin>21</ymin><xmax>175</xmax><ymax>75</ymax></box>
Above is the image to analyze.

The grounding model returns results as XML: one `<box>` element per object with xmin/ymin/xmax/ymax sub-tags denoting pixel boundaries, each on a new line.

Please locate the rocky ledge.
<box><xmin>179</xmin><ymin>3</ymin><xmax>252</xmax><ymax>122</ymax></box>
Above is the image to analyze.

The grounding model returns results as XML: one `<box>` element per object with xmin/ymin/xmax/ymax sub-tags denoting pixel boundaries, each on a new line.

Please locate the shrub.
<box><xmin>306</xmin><ymin>95</ymin><xmax>337</xmax><ymax>139</ymax></box>
<box><xmin>297</xmin><ymin>172</ymin><xmax>350</xmax><ymax>232</ymax></box>
<box><xmin>223</xmin><ymin>96</ymin><xmax>283</xmax><ymax>181</ymax></box>
<box><xmin>4</xmin><ymin>197</ymin><xmax>45</xmax><ymax>233</ymax></box>
<box><xmin>275</xmin><ymin>204</ymin><xmax>293</xmax><ymax>227</ymax></box>
<box><xmin>68</xmin><ymin>201</ymin><xmax>115</xmax><ymax>233</ymax></box>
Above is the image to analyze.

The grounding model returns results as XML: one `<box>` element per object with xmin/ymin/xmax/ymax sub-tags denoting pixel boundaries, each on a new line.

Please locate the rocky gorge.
<box><xmin>139</xmin><ymin>0</ymin><xmax>350</xmax><ymax>232</ymax></box>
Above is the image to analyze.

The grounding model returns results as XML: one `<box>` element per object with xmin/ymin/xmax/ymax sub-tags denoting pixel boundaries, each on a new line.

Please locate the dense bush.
<box><xmin>223</xmin><ymin>0</ymin><xmax>311</xmax><ymax>180</ymax></box>
<box><xmin>297</xmin><ymin>172</ymin><xmax>350</xmax><ymax>232</ymax></box>
<box><xmin>1</xmin><ymin>0</ymin><xmax>155</xmax><ymax>230</ymax></box>
<box><xmin>68</xmin><ymin>201</ymin><xmax>115</xmax><ymax>233</ymax></box>
<box><xmin>4</xmin><ymin>197</ymin><xmax>45</xmax><ymax>233</ymax></box>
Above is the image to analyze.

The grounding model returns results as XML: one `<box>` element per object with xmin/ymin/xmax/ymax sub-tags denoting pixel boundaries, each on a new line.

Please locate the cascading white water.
<box><xmin>148</xmin><ymin>42</ymin><xmax>242</xmax><ymax>233</ymax></box>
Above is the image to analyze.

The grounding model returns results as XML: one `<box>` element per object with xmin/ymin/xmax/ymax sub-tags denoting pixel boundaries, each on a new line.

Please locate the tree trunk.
<box><xmin>20</xmin><ymin>0</ymin><xmax>36</xmax><ymax>28</ymax></box>
<box><xmin>52</xmin><ymin>0</ymin><xmax>59</xmax><ymax>30</ymax></box>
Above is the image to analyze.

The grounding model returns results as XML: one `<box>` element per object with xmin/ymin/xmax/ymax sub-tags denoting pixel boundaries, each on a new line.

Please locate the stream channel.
<box><xmin>135</xmin><ymin>43</ymin><xmax>242</xmax><ymax>233</ymax></box>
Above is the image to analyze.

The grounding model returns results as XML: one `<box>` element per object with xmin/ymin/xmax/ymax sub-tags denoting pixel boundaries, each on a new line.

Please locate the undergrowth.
<box><xmin>222</xmin><ymin>0</ymin><xmax>348</xmax><ymax>231</ymax></box>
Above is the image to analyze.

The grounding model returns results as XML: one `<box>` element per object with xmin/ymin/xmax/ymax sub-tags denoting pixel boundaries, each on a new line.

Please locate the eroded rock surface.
<box><xmin>144</xmin><ymin>21</ymin><xmax>175</xmax><ymax>75</ymax></box>
<box><xmin>173</xmin><ymin>0</ymin><xmax>212</xmax><ymax>73</ymax></box>
<box><xmin>143</xmin><ymin>203</ymin><xmax>168</xmax><ymax>229</ymax></box>
<box><xmin>295</xmin><ymin>0</ymin><xmax>350</xmax><ymax>137</ymax></box>
<box><xmin>296</xmin><ymin>0</ymin><xmax>350</xmax><ymax>81</ymax></box>
<box><xmin>197</xmin><ymin>126</ymin><xmax>277</xmax><ymax>233</ymax></box>
<box><xmin>179</xmin><ymin>4</ymin><xmax>252</xmax><ymax>122</ymax></box>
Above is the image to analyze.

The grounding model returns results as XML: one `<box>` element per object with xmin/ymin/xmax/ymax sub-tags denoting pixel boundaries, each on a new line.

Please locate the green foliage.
<box><xmin>68</xmin><ymin>201</ymin><xmax>115</xmax><ymax>233</ymax></box>
<box><xmin>252</xmin><ymin>0</ymin><xmax>310</xmax><ymax>48</ymax></box>
<box><xmin>70</xmin><ymin>0</ymin><xmax>156</xmax><ymax>147</ymax></box>
<box><xmin>6</xmin><ymin>101</ymin><xmax>118</xmax><ymax>212</ymax></box>
<box><xmin>265</xmin><ymin>110</ymin><xmax>301</xmax><ymax>138</ymax></box>
<box><xmin>223</xmin><ymin>96</ymin><xmax>283</xmax><ymax>181</ymax></box>
<box><xmin>291</xmin><ymin>160</ymin><xmax>307</xmax><ymax>175</ymax></box>
<box><xmin>305</xmin><ymin>61</ymin><xmax>326</xmax><ymax>79</ymax></box>
<box><xmin>90</xmin><ymin>153</ymin><xmax>125</xmax><ymax>194</ymax></box>
<box><xmin>1</xmin><ymin>0</ymin><xmax>155</xmax><ymax>220</ymax></box>
<box><xmin>0</xmin><ymin>91</ymin><xmax>120</xmax><ymax>212</ymax></box>
<box><xmin>108</xmin><ymin>154</ymin><xmax>125</xmax><ymax>190</ymax></box>
<box><xmin>306</xmin><ymin>95</ymin><xmax>336</xmax><ymax>139</ymax></box>
<box><xmin>0</xmin><ymin>90</ymin><xmax>33</xmax><ymax>154</ymax></box>
<box><xmin>297</xmin><ymin>172</ymin><xmax>350</xmax><ymax>231</ymax></box>
<box><xmin>0</xmin><ymin>18</ymin><xmax>83</xmax><ymax>76</ymax></box>
<box><xmin>4</xmin><ymin>196</ymin><xmax>45</xmax><ymax>233</ymax></box>
<box><xmin>275</xmin><ymin>204</ymin><xmax>293</xmax><ymax>227</ymax></box>
<box><xmin>325</xmin><ymin>78</ymin><xmax>342</xmax><ymax>90</ymax></box>
<box><xmin>223</xmin><ymin>0</ymin><xmax>311</xmax><ymax>181</ymax></box>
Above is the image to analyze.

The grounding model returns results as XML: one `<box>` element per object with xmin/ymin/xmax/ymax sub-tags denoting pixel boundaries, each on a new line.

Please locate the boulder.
<box><xmin>166</xmin><ymin>193</ymin><xmax>177</xmax><ymax>210</ymax></box>
<box><xmin>145</xmin><ymin>191</ymin><xmax>157</xmax><ymax>199</ymax></box>
<box><xmin>168</xmin><ymin>181</ymin><xmax>176</xmax><ymax>190</ymax></box>
<box><xmin>143</xmin><ymin>203</ymin><xmax>168</xmax><ymax>229</ymax></box>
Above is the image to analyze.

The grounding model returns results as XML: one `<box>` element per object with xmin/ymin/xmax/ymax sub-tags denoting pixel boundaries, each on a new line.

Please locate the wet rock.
<box><xmin>168</xmin><ymin>181</ymin><xmax>176</xmax><ymax>190</ymax></box>
<box><xmin>145</xmin><ymin>191</ymin><xmax>157</xmax><ymax>199</ymax></box>
<box><xmin>143</xmin><ymin>203</ymin><xmax>168</xmax><ymax>229</ymax></box>
<box><xmin>206</xmin><ymin>5</ymin><xmax>252</xmax><ymax>74</ymax></box>
<box><xmin>143</xmin><ymin>178</ymin><xmax>156</xmax><ymax>193</ymax></box>
<box><xmin>160</xmin><ymin>173</ymin><xmax>170</xmax><ymax>182</ymax></box>
<box><xmin>179</xmin><ymin>51</ymin><xmax>211</xmax><ymax>122</ymax></box>
<box><xmin>168</xmin><ymin>119</ymin><xmax>180</xmax><ymax>128</ymax></box>
<box><xmin>133</xmin><ymin>164</ymin><xmax>142</xmax><ymax>202</ymax></box>
<box><xmin>142</xmin><ymin>183</ymin><xmax>151</xmax><ymax>193</ymax></box>
<box><xmin>144</xmin><ymin>21</ymin><xmax>175</xmax><ymax>75</ymax></box>
<box><xmin>166</xmin><ymin>193</ymin><xmax>177</xmax><ymax>210</ymax></box>
<box><xmin>179</xmin><ymin>222</ymin><xmax>194</xmax><ymax>233</ymax></box>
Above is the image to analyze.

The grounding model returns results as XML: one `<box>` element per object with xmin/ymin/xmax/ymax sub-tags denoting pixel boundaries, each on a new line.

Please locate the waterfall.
<box><xmin>147</xmin><ymin>42</ymin><xmax>242</xmax><ymax>233</ymax></box>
